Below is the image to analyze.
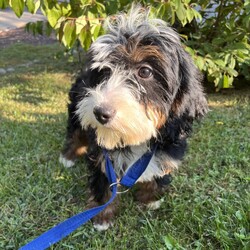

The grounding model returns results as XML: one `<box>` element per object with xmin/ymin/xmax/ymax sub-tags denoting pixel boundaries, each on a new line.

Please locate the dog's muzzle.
<box><xmin>93</xmin><ymin>105</ymin><xmax>116</xmax><ymax>125</ymax></box>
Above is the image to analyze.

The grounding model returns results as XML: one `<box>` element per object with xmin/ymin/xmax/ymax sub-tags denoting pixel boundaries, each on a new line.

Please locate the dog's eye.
<box><xmin>138</xmin><ymin>66</ymin><xmax>153</xmax><ymax>79</ymax></box>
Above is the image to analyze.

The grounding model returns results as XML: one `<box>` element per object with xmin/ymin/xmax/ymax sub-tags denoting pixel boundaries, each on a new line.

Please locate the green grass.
<box><xmin>0</xmin><ymin>43</ymin><xmax>249</xmax><ymax>250</ymax></box>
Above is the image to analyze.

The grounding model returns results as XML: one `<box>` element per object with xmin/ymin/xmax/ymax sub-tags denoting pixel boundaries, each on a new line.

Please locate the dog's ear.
<box><xmin>171</xmin><ymin>48</ymin><xmax>208</xmax><ymax>119</ymax></box>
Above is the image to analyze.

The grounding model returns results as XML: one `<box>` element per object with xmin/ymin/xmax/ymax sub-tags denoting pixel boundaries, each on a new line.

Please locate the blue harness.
<box><xmin>20</xmin><ymin>146</ymin><xmax>157</xmax><ymax>250</ymax></box>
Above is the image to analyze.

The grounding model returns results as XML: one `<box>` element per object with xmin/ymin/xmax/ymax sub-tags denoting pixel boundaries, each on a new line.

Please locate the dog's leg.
<box><xmin>87</xmin><ymin>165</ymin><xmax>119</xmax><ymax>231</ymax></box>
<box><xmin>135</xmin><ymin>174</ymin><xmax>172</xmax><ymax>210</ymax></box>
<box><xmin>60</xmin><ymin>128</ymin><xmax>88</xmax><ymax>167</ymax></box>
<box><xmin>60</xmin><ymin>78</ymin><xmax>89</xmax><ymax>167</ymax></box>
<box><xmin>60</xmin><ymin>92</ymin><xmax>88</xmax><ymax>168</ymax></box>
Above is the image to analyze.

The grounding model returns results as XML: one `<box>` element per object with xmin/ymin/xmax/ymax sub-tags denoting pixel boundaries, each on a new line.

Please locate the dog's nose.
<box><xmin>93</xmin><ymin>106</ymin><xmax>116</xmax><ymax>125</ymax></box>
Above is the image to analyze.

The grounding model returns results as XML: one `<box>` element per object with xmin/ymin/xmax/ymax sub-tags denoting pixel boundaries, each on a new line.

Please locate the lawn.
<box><xmin>0</xmin><ymin>43</ymin><xmax>249</xmax><ymax>250</ymax></box>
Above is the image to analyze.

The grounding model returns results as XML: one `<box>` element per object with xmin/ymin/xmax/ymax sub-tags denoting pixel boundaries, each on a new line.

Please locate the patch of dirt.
<box><xmin>0</xmin><ymin>27</ymin><xmax>57</xmax><ymax>48</ymax></box>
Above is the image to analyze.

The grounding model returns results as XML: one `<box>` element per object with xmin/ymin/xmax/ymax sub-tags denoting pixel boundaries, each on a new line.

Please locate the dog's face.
<box><xmin>76</xmin><ymin>9</ymin><xmax>207</xmax><ymax>149</ymax></box>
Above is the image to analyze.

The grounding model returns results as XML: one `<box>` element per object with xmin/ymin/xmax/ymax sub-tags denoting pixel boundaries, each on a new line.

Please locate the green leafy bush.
<box><xmin>1</xmin><ymin>0</ymin><xmax>249</xmax><ymax>90</ymax></box>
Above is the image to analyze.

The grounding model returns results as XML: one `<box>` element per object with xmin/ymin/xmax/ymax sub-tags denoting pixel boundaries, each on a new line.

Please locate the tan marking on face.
<box><xmin>163</xmin><ymin>168</ymin><xmax>172</xmax><ymax>175</ymax></box>
<box><xmin>161</xmin><ymin>157</ymin><xmax>180</xmax><ymax>171</ymax></box>
<box><xmin>146</xmin><ymin>104</ymin><xmax>167</xmax><ymax>129</ymax></box>
<box><xmin>171</xmin><ymin>97</ymin><xmax>182</xmax><ymax>116</ymax></box>
<box><xmin>117</xmin><ymin>44</ymin><xmax>166</xmax><ymax>64</ymax></box>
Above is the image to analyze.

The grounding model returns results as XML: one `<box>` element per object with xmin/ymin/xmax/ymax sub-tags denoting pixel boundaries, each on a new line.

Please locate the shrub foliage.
<box><xmin>1</xmin><ymin>0</ymin><xmax>249</xmax><ymax>90</ymax></box>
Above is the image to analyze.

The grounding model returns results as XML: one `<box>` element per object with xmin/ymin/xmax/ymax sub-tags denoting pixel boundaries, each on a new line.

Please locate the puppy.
<box><xmin>60</xmin><ymin>7</ymin><xmax>208</xmax><ymax>231</ymax></box>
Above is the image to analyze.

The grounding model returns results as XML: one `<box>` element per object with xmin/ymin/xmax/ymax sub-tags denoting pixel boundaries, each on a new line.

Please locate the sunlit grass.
<box><xmin>0</xmin><ymin>43</ymin><xmax>249</xmax><ymax>250</ymax></box>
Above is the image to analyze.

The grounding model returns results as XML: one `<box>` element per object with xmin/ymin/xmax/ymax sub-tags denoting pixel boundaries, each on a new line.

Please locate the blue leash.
<box><xmin>20</xmin><ymin>146</ymin><xmax>157</xmax><ymax>250</ymax></box>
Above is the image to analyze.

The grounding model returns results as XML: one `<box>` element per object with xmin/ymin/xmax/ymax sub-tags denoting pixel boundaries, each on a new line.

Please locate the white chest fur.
<box><xmin>111</xmin><ymin>143</ymin><xmax>179</xmax><ymax>183</ymax></box>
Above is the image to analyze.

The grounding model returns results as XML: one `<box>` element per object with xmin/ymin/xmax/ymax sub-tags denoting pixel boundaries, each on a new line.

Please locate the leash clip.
<box><xmin>109</xmin><ymin>182</ymin><xmax>130</xmax><ymax>194</ymax></box>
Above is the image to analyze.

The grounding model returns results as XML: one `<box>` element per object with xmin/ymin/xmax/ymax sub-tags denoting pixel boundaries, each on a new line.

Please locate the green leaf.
<box><xmin>156</xmin><ymin>4</ymin><xmax>166</xmax><ymax>19</ymax></box>
<box><xmin>54</xmin><ymin>16</ymin><xmax>66</xmax><ymax>29</ymax></box>
<box><xmin>229</xmin><ymin>56</ymin><xmax>236</xmax><ymax>69</ymax></box>
<box><xmin>226</xmin><ymin>67</ymin><xmax>238</xmax><ymax>77</ymax></box>
<box><xmin>212</xmin><ymin>38</ymin><xmax>225</xmax><ymax>45</ymax></box>
<box><xmin>80</xmin><ymin>0</ymin><xmax>92</xmax><ymax>5</ymax></box>
<box><xmin>223</xmin><ymin>74</ymin><xmax>229</xmax><ymax>88</ymax></box>
<box><xmin>196</xmin><ymin>56</ymin><xmax>205</xmax><ymax>71</ymax></box>
<box><xmin>205</xmin><ymin>58</ymin><xmax>216</xmax><ymax>69</ymax></box>
<box><xmin>185</xmin><ymin>46</ymin><xmax>195</xmax><ymax>56</ymax></box>
<box><xmin>170</xmin><ymin>7</ymin><xmax>176</xmax><ymax>25</ymax></box>
<box><xmin>25</xmin><ymin>0</ymin><xmax>34</xmax><ymax>13</ymax></box>
<box><xmin>175</xmin><ymin>0</ymin><xmax>181</xmax><ymax>10</ymax></box>
<box><xmin>186</xmin><ymin>8</ymin><xmax>194</xmax><ymax>23</ymax></box>
<box><xmin>57</xmin><ymin>19</ymin><xmax>65</xmax><ymax>43</ymax></box>
<box><xmin>33</xmin><ymin>0</ymin><xmax>40</xmax><ymax>13</ymax></box>
<box><xmin>24</xmin><ymin>22</ymin><xmax>31</xmax><ymax>33</ymax></box>
<box><xmin>191</xmin><ymin>8</ymin><xmax>202</xmax><ymax>21</ymax></box>
<box><xmin>75</xmin><ymin>17</ymin><xmax>87</xmax><ymax>35</ymax></box>
<box><xmin>214</xmin><ymin>59</ymin><xmax>225</xmax><ymax>67</ymax></box>
<box><xmin>26</xmin><ymin>0</ymin><xmax>40</xmax><ymax>14</ymax></box>
<box><xmin>84</xmin><ymin>29</ymin><xmax>92</xmax><ymax>50</ymax></box>
<box><xmin>78</xmin><ymin>27</ymin><xmax>86</xmax><ymax>48</ymax></box>
<box><xmin>96</xmin><ymin>1</ymin><xmax>105</xmax><ymax>13</ymax></box>
<box><xmin>46</xmin><ymin>7</ymin><xmax>62</xmax><ymax>28</ymax></box>
<box><xmin>63</xmin><ymin>20</ymin><xmax>77</xmax><ymax>48</ymax></box>
<box><xmin>176</xmin><ymin>4</ymin><xmax>186</xmax><ymax>24</ymax></box>
<box><xmin>0</xmin><ymin>0</ymin><xmax>9</xmax><ymax>9</ymax></box>
<box><xmin>227</xmin><ymin>75</ymin><xmax>234</xmax><ymax>86</ymax></box>
<box><xmin>87</xmin><ymin>10</ymin><xmax>100</xmax><ymax>25</ymax></box>
<box><xmin>91</xmin><ymin>24</ymin><xmax>102</xmax><ymax>40</ymax></box>
<box><xmin>78</xmin><ymin>26</ymin><xmax>92</xmax><ymax>51</ymax></box>
<box><xmin>214</xmin><ymin>74</ymin><xmax>223</xmax><ymax>89</ymax></box>
<box><xmin>224</xmin><ymin>54</ymin><xmax>231</xmax><ymax>65</ymax></box>
<box><xmin>61</xmin><ymin>2</ymin><xmax>71</xmax><ymax>16</ymax></box>
<box><xmin>36</xmin><ymin>20</ymin><xmax>43</xmax><ymax>35</ymax></box>
<box><xmin>45</xmin><ymin>21</ymin><xmax>53</xmax><ymax>36</ymax></box>
<box><xmin>10</xmin><ymin>0</ymin><xmax>25</xmax><ymax>17</ymax></box>
<box><xmin>231</xmin><ymin>42</ymin><xmax>249</xmax><ymax>53</ymax></box>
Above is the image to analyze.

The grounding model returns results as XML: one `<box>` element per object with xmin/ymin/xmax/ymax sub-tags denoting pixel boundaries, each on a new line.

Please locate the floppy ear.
<box><xmin>171</xmin><ymin>48</ymin><xmax>208</xmax><ymax>119</ymax></box>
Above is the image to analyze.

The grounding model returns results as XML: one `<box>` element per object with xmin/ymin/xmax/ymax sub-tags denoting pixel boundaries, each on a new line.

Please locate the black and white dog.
<box><xmin>59</xmin><ymin>7</ymin><xmax>208</xmax><ymax>231</ymax></box>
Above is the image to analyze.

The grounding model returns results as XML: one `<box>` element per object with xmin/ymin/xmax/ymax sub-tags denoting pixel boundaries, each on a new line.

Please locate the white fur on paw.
<box><xmin>147</xmin><ymin>200</ymin><xmax>163</xmax><ymax>210</ymax></box>
<box><xmin>93</xmin><ymin>222</ymin><xmax>112</xmax><ymax>231</ymax></box>
<box><xmin>59</xmin><ymin>154</ymin><xmax>75</xmax><ymax>168</ymax></box>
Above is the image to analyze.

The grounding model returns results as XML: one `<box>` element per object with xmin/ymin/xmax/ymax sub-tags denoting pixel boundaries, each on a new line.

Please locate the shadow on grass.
<box><xmin>13</xmin><ymin>88</ymin><xmax>49</xmax><ymax>105</ymax></box>
<box><xmin>0</xmin><ymin>43</ymin><xmax>83</xmax><ymax>75</ymax></box>
<box><xmin>208</xmin><ymin>88</ymin><xmax>250</xmax><ymax>108</ymax></box>
<box><xmin>1</xmin><ymin>72</ymin><xmax>73</xmax><ymax>105</ymax></box>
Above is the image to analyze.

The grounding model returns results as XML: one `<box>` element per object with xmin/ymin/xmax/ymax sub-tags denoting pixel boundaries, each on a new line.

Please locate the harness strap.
<box><xmin>20</xmin><ymin>145</ymin><xmax>157</xmax><ymax>250</ymax></box>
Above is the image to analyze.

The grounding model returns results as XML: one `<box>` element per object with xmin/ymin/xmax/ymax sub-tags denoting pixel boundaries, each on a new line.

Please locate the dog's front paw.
<box><xmin>91</xmin><ymin>207</ymin><xmax>116</xmax><ymax>231</ymax></box>
<box><xmin>146</xmin><ymin>199</ymin><xmax>163</xmax><ymax>210</ymax></box>
<box><xmin>59</xmin><ymin>154</ymin><xmax>75</xmax><ymax>168</ymax></box>
<box><xmin>93</xmin><ymin>221</ymin><xmax>113</xmax><ymax>231</ymax></box>
<box><xmin>91</xmin><ymin>203</ymin><xmax>117</xmax><ymax>231</ymax></box>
